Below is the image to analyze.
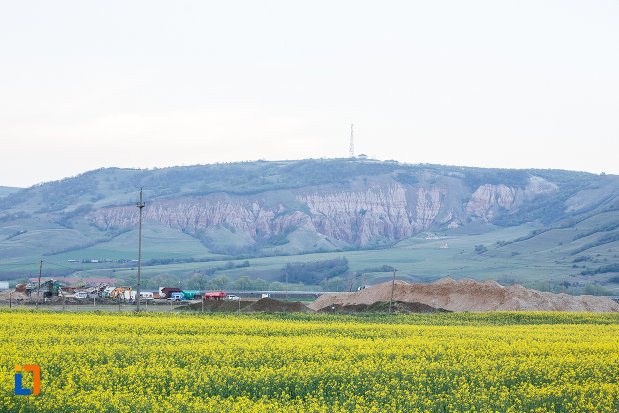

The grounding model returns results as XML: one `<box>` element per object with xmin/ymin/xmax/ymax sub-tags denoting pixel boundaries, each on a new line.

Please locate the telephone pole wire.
<box><xmin>136</xmin><ymin>189</ymin><xmax>145</xmax><ymax>312</ymax></box>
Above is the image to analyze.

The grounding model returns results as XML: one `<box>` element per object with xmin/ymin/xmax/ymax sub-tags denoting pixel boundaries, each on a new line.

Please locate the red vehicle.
<box><xmin>203</xmin><ymin>291</ymin><xmax>227</xmax><ymax>300</ymax></box>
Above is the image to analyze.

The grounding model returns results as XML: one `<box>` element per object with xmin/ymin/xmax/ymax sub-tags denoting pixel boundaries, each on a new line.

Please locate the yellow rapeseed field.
<box><xmin>1</xmin><ymin>310</ymin><xmax>618</xmax><ymax>412</ymax></box>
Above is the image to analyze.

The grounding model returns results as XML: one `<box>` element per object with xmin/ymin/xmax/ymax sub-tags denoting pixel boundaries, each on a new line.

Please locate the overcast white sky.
<box><xmin>1</xmin><ymin>0</ymin><xmax>617</xmax><ymax>187</ymax></box>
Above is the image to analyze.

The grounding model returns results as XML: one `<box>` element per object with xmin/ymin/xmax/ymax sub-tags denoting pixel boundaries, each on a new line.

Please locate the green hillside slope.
<box><xmin>0</xmin><ymin>159</ymin><xmax>616</xmax><ymax>293</ymax></box>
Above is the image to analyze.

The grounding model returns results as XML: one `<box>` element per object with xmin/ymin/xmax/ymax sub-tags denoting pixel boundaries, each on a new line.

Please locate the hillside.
<box><xmin>0</xmin><ymin>186</ymin><xmax>21</xmax><ymax>198</ymax></box>
<box><xmin>0</xmin><ymin>159</ymin><xmax>617</xmax><ymax>292</ymax></box>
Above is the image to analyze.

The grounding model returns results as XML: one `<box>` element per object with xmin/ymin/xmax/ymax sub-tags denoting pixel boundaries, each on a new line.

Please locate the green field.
<box><xmin>2</xmin><ymin>216</ymin><xmax>618</xmax><ymax>294</ymax></box>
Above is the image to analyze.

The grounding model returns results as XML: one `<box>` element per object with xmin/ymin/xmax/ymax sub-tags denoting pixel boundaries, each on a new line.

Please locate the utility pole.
<box><xmin>136</xmin><ymin>189</ymin><xmax>145</xmax><ymax>312</ymax></box>
<box><xmin>389</xmin><ymin>268</ymin><xmax>396</xmax><ymax>313</ymax></box>
<box><xmin>36</xmin><ymin>260</ymin><xmax>42</xmax><ymax>310</ymax></box>
<box><xmin>562</xmin><ymin>274</ymin><xmax>565</xmax><ymax>294</ymax></box>
<box><xmin>285</xmin><ymin>270</ymin><xmax>288</xmax><ymax>299</ymax></box>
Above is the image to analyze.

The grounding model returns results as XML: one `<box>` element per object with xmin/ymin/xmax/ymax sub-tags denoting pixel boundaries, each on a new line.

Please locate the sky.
<box><xmin>1</xmin><ymin>0</ymin><xmax>618</xmax><ymax>188</ymax></box>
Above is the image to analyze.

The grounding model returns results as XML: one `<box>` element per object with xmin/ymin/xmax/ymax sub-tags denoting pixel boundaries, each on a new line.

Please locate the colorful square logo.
<box><xmin>14</xmin><ymin>365</ymin><xmax>40</xmax><ymax>396</ymax></box>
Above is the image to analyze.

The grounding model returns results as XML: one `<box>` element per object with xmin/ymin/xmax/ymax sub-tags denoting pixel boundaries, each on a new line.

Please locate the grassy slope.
<box><xmin>1</xmin><ymin>211</ymin><xmax>617</xmax><ymax>293</ymax></box>
<box><xmin>0</xmin><ymin>186</ymin><xmax>21</xmax><ymax>198</ymax></box>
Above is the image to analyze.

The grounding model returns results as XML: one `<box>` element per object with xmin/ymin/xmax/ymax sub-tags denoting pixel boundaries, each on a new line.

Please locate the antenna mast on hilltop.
<box><xmin>349</xmin><ymin>124</ymin><xmax>354</xmax><ymax>158</ymax></box>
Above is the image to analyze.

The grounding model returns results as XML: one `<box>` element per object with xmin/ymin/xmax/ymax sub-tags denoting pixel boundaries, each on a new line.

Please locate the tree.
<box><xmin>283</xmin><ymin>257</ymin><xmax>349</xmax><ymax>285</ymax></box>
<box><xmin>232</xmin><ymin>276</ymin><xmax>252</xmax><ymax>291</ymax></box>
<box><xmin>344</xmin><ymin>272</ymin><xmax>357</xmax><ymax>292</ymax></box>
<box><xmin>251</xmin><ymin>278</ymin><xmax>269</xmax><ymax>291</ymax></box>
<box><xmin>320</xmin><ymin>277</ymin><xmax>346</xmax><ymax>292</ymax></box>
<box><xmin>151</xmin><ymin>273</ymin><xmax>178</xmax><ymax>290</ymax></box>
<box><xmin>206</xmin><ymin>275</ymin><xmax>230</xmax><ymax>290</ymax></box>
<box><xmin>187</xmin><ymin>272</ymin><xmax>204</xmax><ymax>290</ymax></box>
<box><xmin>269</xmin><ymin>281</ymin><xmax>285</xmax><ymax>291</ymax></box>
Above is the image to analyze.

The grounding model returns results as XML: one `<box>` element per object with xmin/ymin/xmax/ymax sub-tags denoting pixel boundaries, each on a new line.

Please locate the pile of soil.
<box><xmin>186</xmin><ymin>300</ymin><xmax>254</xmax><ymax>312</ymax></box>
<box><xmin>247</xmin><ymin>298</ymin><xmax>311</xmax><ymax>313</ymax></box>
<box><xmin>310</xmin><ymin>278</ymin><xmax>619</xmax><ymax>312</ymax></box>
<box><xmin>0</xmin><ymin>290</ymin><xmax>29</xmax><ymax>303</ymax></box>
<box><xmin>318</xmin><ymin>301</ymin><xmax>450</xmax><ymax>314</ymax></box>
<box><xmin>186</xmin><ymin>298</ymin><xmax>312</xmax><ymax>313</ymax></box>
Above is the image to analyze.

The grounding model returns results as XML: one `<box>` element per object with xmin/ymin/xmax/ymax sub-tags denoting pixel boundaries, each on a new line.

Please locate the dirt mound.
<box><xmin>0</xmin><ymin>289</ymin><xmax>33</xmax><ymax>304</ymax></box>
<box><xmin>185</xmin><ymin>298</ymin><xmax>312</xmax><ymax>313</ymax></box>
<box><xmin>248</xmin><ymin>298</ymin><xmax>312</xmax><ymax>313</ymax></box>
<box><xmin>318</xmin><ymin>301</ymin><xmax>450</xmax><ymax>314</ymax></box>
<box><xmin>186</xmin><ymin>300</ymin><xmax>255</xmax><ymax>312</ymax></box>
<box><xmin>309</xmin><ymin>278</ymin><xmax>619</xmax><ymax>312</ymax></box>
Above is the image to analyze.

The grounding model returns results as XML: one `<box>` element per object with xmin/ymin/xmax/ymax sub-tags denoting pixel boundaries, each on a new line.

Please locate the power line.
<box><xmin>44</xmin><ymin>262</ymin><xmax>118</xmax><ymax>279</ymax></box>
<box><xmin>0</xmin><ymin>262</ymin><xmax>40</xmax><ymax>271</ymax></box>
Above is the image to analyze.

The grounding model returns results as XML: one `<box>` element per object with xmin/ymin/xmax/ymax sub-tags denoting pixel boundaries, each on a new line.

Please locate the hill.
<box><xmin>0</xmin><ymin>186</ymin><xmax>21</xmax><ymax>198</ymax></box>
<box><xmin>0</xmin><ymin>159</ymin><xmax>617</xmax><ymax>293</ymax></box>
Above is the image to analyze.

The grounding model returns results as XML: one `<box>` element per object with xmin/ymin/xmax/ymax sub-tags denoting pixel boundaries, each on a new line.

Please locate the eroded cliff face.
<box><xmin>466</xmin><ymin>184</ymin><xmax>516</xmax><ymax>222</ymax></box>
<box><xmin>87</xmin><ymin>176</ymin><xmax>557</xmax><ymax>247</ymax></box>
<box><xmin>466</xmin><ymin>177</ymin><xmax>558</xmax><ymax>222</ymax></box>
<box><xmin>297</xmin><ymin>185</ymin><xmax>446</xmax><ymax>245</ymax></box>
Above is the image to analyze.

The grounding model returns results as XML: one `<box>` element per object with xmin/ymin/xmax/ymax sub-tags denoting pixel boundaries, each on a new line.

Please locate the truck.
<box><xmin>182</xmin><ymin>290</ymin><xmax>201</xmax><ymax>300</ymax></box>
<box><xmin>167</xmin><ymin>292</ymin><xmax>184</xmax><ymax>301</ymax></box>
<box><xmin>203</xmin><ymin>291</ymin><xmax>226</xmax><ymax>300</ymax></box>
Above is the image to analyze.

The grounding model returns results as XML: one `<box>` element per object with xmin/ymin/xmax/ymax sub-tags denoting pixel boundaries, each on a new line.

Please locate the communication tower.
<box><xmin>349</xmin><ymin>124</ymin><xmax>354</xmax><ymax>158</ymax></box>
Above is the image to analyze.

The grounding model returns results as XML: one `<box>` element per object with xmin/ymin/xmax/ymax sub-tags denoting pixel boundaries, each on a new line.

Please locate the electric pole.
<box><xmin>562</xmin><ymin>274</ymin><xmax>565</xmax><ymax>294</ymax></box>
<box><xmin>285</xmin><ymin>270</ymin><xmax>288</xmax><ymax>299</ymax></box>
<box><xmin>36</xmin><ymin>260</ymin><xmax>42</xmax><ymax>310</ymax></box>
<box><xmin>136</xmin><ymin>189</ymin><xmax>145</xmax><ymax>311</ymax></box>
<box><xmin>389</xmin><ymin>268</ymin><xmax>396</xmax><ymax>313</ymax></box>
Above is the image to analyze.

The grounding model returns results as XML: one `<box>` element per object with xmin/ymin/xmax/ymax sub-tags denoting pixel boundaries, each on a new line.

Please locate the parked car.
<box><xmin>167</xmin><ymin>292</ymin><xmax>184</xmax><ymax>301</ymax></box>
<box><xmin>226</xmin><ymin>294</ymin><xmax>240</xmax><ymax>301</ymax></box>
